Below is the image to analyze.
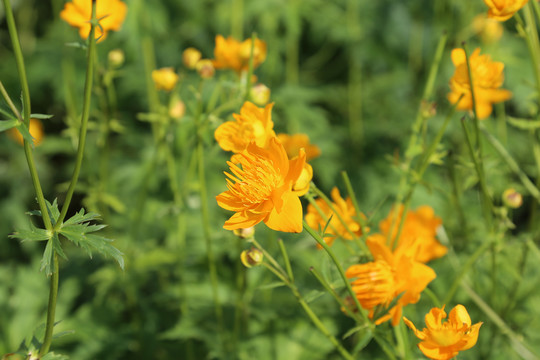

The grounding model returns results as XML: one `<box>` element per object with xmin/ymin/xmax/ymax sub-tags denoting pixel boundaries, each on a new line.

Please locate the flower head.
<box><xmin>404</xmin><ymin>305</ymin><xmax>482</xmax><ymax>360</ymax></box>
<box><xmin>483</xmin><ymin>0</ymin><xmax>529</xmax><ymax>21</ymax></box>
<box><xmin>183</xmin><ymin>47</ymin><xmax>202</xmax><ymax>69</ymax></box>
<box><xmin>213</xmin><ymin>35</ymin><xmax>267</xmax><ymax>73</ymax></box>
<box><xmin>448</xmin><ymin>48</ymin><xmax>512</xmax><ymax>120</ymax></box>
<box><xmin>472</xmin><ymin>14</ymin><xmax>504</xmax><ymax>43</ymax></box>
<box><xmin>152</xmin><ymin>68</ymin><xmax>179</xmax><ymax>91</ymax></box>
<box><xmin>60</xmin><ymin>0</ymin><xmax>127</xmax><ymax>41</ymax></box>
<box><xmin>305</xmin><ymin>187</ymin><xmax>367</xmax><ymax>247</ymax></box>
<box><xmin>277</xmin><ymin>133</ymin><xmax>321</xmax><ymax>161</ymax></box>
<box><xmin>216</xmin><ymin>137</ymin><xmax>306</xmax><ymax>233</ymax></box>
<box><xmin>8</xmin><ymin>119</ymin><xmax>44</xmax><ymax>146</ymax></box>
<box><xmin>215</xmin><ymin>102</ymin><xmax>276</xmax><ymax>153</ymax></box>
<box><xmin>378</xmin><ymin>205</ymin><xmax>447</xmax><ymax>263</ymax></box>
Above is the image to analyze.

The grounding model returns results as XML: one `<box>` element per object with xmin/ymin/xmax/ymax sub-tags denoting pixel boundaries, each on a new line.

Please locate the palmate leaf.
<box><xmin>9</xmin><ymin>221</ymin><xmax>50</xmax><ymax>242</ymax></box>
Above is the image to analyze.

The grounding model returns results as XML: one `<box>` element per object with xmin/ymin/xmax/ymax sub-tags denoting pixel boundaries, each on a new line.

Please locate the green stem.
<box><xmin>278</xmin><ymin>239</ymin><xmax>294</xmax><ymax>282</ymax></box>
<box><xmin>54</xmin><ymin>4</ymin><xmax>97</xmax><ymax>229</ymax></box>
<box><xmin>0</xmin><ymin>80</ymin><xmax>22</xmax><ymax>120</ymax></box>
<box><xmin>39</xmin><ymin>253</ymin><xmax>59</xmax><ymax>357</ymax></box>
<box><xmin>244</xmin><ymin>32</ymin><xmax>256</xmax><ymax>101</ymax></box>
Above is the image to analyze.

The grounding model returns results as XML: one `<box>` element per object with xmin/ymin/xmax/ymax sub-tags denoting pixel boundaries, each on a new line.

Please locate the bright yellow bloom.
<box><xmin>60</xmin><ymin>0</ymin><xmax>127</xmax><ymax>41</ymax></box>
<box><xmin>483</xmin><ymin>0</ymin><xmax>528</xmax><ymax>21</ymax></box>
<box><xmin>216</xmin><ymin>138</ymin><xmax>306</xmax><ymax>233</ymax></box>
<box><xmin>404</xmin><ymin>305</ymin><xmax>482</xmax><ymax>360</ymax></box>
<box><xmin>346</xmin><ymin>234</ymin><xmax>436</xmax><ymax>326</ymax></box>
<box><xmin>305</xmin><ymin>187</ymin><xmax>367</xmax><ymax>247</ymax></box>
<box><xmin>448</xmin><ymin>48</ymin><xmax>512</xmax><ymax>120</ymax></box>
<box><xmin>472</xmin><ymin>14</ymin><xmax>504</xmax><ymax>43</ymax></box>
<box><xmin>277</xmin><ymin>133</ymin><xmax>321</xmax><ymax>161</ymax></box>
<box><xmin>183</xmin><ymin>47</ymin><xmax>202</xmax><ymax>69</ymax></box>
<box><xmin>8</xmin><ymin>119</ymin><xmax>44</xmax><ymax>146</ymax></box>
<box><xmin>152</xmin><ymin>68</ymin><xmax>179</xmax><ymax>91</ymax></box>
<box><xmin>215</xmin><ymin>102</ymin><xmax>276</xmax><ymax>153</ymax></box>
<box><xmin>213</xmin><ymin>35</ymin><xmax>267</xmax><ymax>73</ymax></box>
<box><xmin>378</xmin><ymin>205</ymin><xmax>447</xmax><ymax>263</ymax></box>
<box><xmin>292</xmin><ymin>162</ymin><xmax>313</xmax><ymax>196</ymax></box>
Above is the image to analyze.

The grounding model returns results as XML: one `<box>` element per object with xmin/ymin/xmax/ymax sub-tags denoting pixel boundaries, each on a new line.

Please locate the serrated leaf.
<box><xmin>53</xmin><ymin>330</ymin><xmax>75</xmax><ymax>339</ymax></box>
<box><xmin>30</xmin><ymin>113</ymin><xmax>54</xmax><ymax>120</ymax></box>
<box><xmin>507</xmin><ymin>116</ymin><xmax>540</xmax><ymax>130</ymax></box>
<box><xmin>40</xmin><ymin>239</ymin><xmax>54</xmax><ymax>275</ymax></box>
<box><xmin>0</xmin><ymin>119</ymin><xmax>18</xmax><ymax>132</ymax></box>
<box><xmin>45</xmin><ymin>199</ymin><xmax>60</xmax><ymax>226</ymax></box>
<box><xmin>42</xmin><ymin>352</ymin><xmax>69</xmax><ymax>360</ymax></box>
<box><xmin>62</xmin><ymin>208</ymin><xmax>101</xmax><ymax>226</ymax></box>
<box><xmin>52</xmin><ymin>233</ymin><xmax>67</xmax><ymax>261</ymax></box>
<box><xmin>15</xmin><ymin>122</ymin><xmax>34</xmax><ymax>144</ymax></box>
<box><xmin>9</xmin><ymin>222</ymin><xmax>50</xmax><ymax>242</ymax></box>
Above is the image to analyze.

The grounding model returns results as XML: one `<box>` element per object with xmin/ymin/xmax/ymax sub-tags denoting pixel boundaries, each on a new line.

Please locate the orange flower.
<box><xmin>346</xmin><ymin>234</ymin><xmax>436</xmax><ymax>326</ymax></box>
<box><xmin>213</xmin><ymin>35</ymin><xmax>267</xmax><ymax>73</ymax></box>
<box><xmin>215</xmin><ymin>102</ymin><xmax>276</xmax><ymax>153</ymax></box>
<box><xmin>216</xmin><ymin>138</ymin><xmax>306</xmax><ymax>233</ymax></box>
<box><xmin>152</xmin><ymin>68</ymin><xmax>179</xmax><ymax>91</ymax></box>
<box><xmin>277</xmin><ymin>133</ymin><xmax>321</xmax><ymax>161</ymax></box>
<box><xmin>483</xmin><ymin>0</ymin><xmax>528</xmax><ymax>21</ymax></box>
<box><xmin>305</xmin><ymin>187</ymin><xmax>366</xmax><ymax>247</ymax></box>
<box><xmin>378</xmin><ymin>205</ymin><xmax>447</xmax><ymax>263</ymax></box>
<box><xmin>8</xmin><ymin>119</ymin><xmax>44</xmax><ymax>146</ymax></box>
<box><xmin>448</xmin><ymin>48</ymin><xmax>512</xmax><ymax>120</ymax></box>
<box><xmin>60</xmin><ymin>0</ymin><xmax>127</xmax><ymax>41</ymax></box>
<box><xmin>404</xmin><ymin>305</ymin><xmax>482</xmax><ymax>360</ymax></box>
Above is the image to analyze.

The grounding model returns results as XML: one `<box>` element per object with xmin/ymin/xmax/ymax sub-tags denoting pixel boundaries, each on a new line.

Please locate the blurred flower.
<box><xmin>215</xmin><ymin>101</ymin><xmax>276</xmax><ymax>153</ymax></box>
<box><xmin>448</xmin><ymin>48</ymin><xmax>512</xmax><ymax>120</ymax></box>
<box><xmin>152</xmin><ymin>68</ymin><xmax>179</xmax><ymax>91</ymax></box>
<box><xmin>183</xmin><ymin>47</ymin><xmax>202</xmax><ymax>69</ymax></box>
<box><xmin>8</xmin><ymin>118</ymin><xmax>44</xmax><ymax>146</ymax></box>
<box><xmin>169</xmin><ymin>98</ymin><xmax>186</xmax><ymax>120</ymax></box>
<box><xmin>60</xmin><ymin>0</ymin><xmax>127</xmax><ymax>41</ymax></box>
<box><xmin>404</xmin><ymin>305</ymin><xmax>482</xmax><ymax>360</ymax></box>
<box><xmin>213</xmin><ymin>35</ymin><xmax>267</xmax><ymax>73</ymax></box>
<box><xmin>502</xmin><ymin>188</ymin><xmax>523</xmax><ymax>208</ymax></box>
<box><xmin>483</xmin><ymin>0</ymin><xmax>528</xmax><ymax>21</ymax></box>
<box><xmin>196</xmin><ymin>59</ymin><xmax>215</xmax><ymax>79</ymax></box>
<box><xmin>472</xmin><ymin>14</ymin><xmax>504</xmax><ymax>43</ymax></box>
<box><xmin>216</xmin><ymin>138</ymin><xmax>306</xmax><ymax>233</ymax></box>
<box><xmin>250</xmin><ymin>83</ymin><xmax>271</xmax><ymax>105</ymax></box>
<box><xmin>233</xmin><ymin>226</ymin><xmax>255</xmax><ymax>239</ymax></box>
<box><xmin>108</xmin><ymin>49</ymin><xmax>125</xmax><ymax>68</ymax></box>
<box><xmin>277</xmin><ymin>133</ymin><xmax>321</xmax><ymax>161</ymax></box>
<box><xmin>240</xmin><ymin>247</ymin><xmax>263</xmax><ymax>268</ymax></box>
<box><xmin>346</xmin><ymin>235</ymin><xmax>436</xmax><ymax>325</ymax></box>
<box><xmin>378</xmin><ymin>205</ymin><xmax>447</xmax><ymax>263</ymax></box>
<box><xmin>292</xmin><ymin>162</ymin><xmax>313</xmax><ymax>196</ymax></box>
<box><xmin>305</xmin><ymin>187</ymin><xmax>367</xmax><ymax>247</ymax></box>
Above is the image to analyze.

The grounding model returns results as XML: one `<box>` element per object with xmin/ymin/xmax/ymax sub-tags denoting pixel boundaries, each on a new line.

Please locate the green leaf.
<box><xmin>0</xmin><ymin>118</ymin><xmax>18</xmax><ymax>132</ymax></box>
<box><xmin>15</xmin><ymin>122</ymin><xmax>34</xmax><ymax>144</ymax></box>
<box><xmin>45</xmin><ymin>198</ymin><xmax>61</xmax><ymax>225</ymax></box>
<box><xmin>62</xmin><ymin>208</ymin><xmax>101</xmax><ymax>226</ymax></box>
<box><xmin>52</xmin><ymin>232</ymin><xmax>67</xmax><ymax>261</ymax></box>
<box><xmin>42</xmin><ymin>352</ymin><xmax>69</xmax><ymax>360</ymax></box>
<box><xmin>9</xmin><ymin>222</ymin><xmax>50</xmax><ymax>242</ymax></box>
<box><xmin>30</xmin><ymin>113</ymin><xmax>53</xmax><ymax>119</ymax></box>
<box><xmin>507</xmin><ymin>116</ymin><xmax>540</xmax><ymax>130</ymax></box>
<box><xmin>40</xmin><ymin>239</ymin><xmax>54</xmax><ymax>275</ymax></box>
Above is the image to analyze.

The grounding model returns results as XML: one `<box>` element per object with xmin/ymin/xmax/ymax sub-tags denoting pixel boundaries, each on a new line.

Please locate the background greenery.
<box><xmin>1</xmin><ymin>0</ymin><xmax>539</xmax><ymax>359</ymax></box>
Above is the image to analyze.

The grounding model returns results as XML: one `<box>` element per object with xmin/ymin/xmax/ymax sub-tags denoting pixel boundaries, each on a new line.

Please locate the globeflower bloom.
<box><xmin>378</xmin><ymin>205</ymin><xmax>447</xmax><ymax>263</ymax></box>
<box><xmin>483</xmin><ymin>0</ymin><xmax>528</xmax><ymax>21</ymax></box>
<box><xmin>60</xmin><ymin>0</ymin><xmax>127</xmax><ymax>41</ymax></box>
<box><xmin>152</xmin><ymin>68</ymin><xmax>179</xmax><ymax>91</ymax></box>
<box><xmin>404</xmin><ymin>305</ymin><xmax>482</xmax><ymax>360</ymax></box>
<box><xmin>8</xmin><ymin>119</ymin><xmax>44</xmax><ymax>146</ymax></box>
<box><xmin>305</xmin><ymin>187</ymin><xmax>367</xmax><ymax>247</ymax></box>
<box><xmin>213</xmin><ymin>35</ymin><xmax>267</xmax><ymax>73</ymax></box>
<box><xmin>277</xmin><ymin>133</ymin><xmax>321</xmax><ymax>161</ymax></box>
<box><xmin>216</xmin><ymin>137</ymin><xmax>306</xmax><ymax>233</ymax></box>
<box><xmin>448</xmin><ymin>48</ymin><xmax>512</xmax><ymax>120</ymax></box>
<box><xmin>215</xmin><ymin>102</ymin><xmax>276</xmax><ymax>154</ymax></box>
<box><xmin>346</xmin><ymin>235</ymin><xmax>436</xmax><ymax>326</ymax></box>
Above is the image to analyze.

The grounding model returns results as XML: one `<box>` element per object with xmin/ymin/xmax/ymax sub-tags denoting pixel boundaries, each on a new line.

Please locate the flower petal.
<box><xmin>264</xmin><ymin>191</ymin><xmax>303</xmax><ymax>232</ymax></box>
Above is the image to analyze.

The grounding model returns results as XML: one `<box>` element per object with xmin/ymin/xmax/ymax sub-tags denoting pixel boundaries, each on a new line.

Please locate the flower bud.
<box><xmin>249</xmin><ymin>83</ymin><xmax>271</xmax><ymax>105</ymax></box>
<box><xmin>169</xmin><ymin>98</ymin><xmax>186</xmax><ymax>120</ymax></box>
<box><xmin>152</xmin><ymin>67</ymin><xmax>179</xmax><ymax>91</ymax></box>
<box><xmin>233</xmin><ymin>227</ymin><xmax>255</xmax><ymax>239</ymax></box>
<box><xmin>240</xmin><ymin>247</ymin><xmax>263</xmax><ymax>268</ymax></box>
<box><xmin>183</xmin><ymin>47</ymin><xmax>202</xmax><ymax>69</ymax></box>
<box><xmin>503</xmin><ymin>188</ymin><xmax>522</xmax><ymax>208</ymax></box>
<box><xmin>8</xmin><ymin>118</ymin><xmax>44</xmax><ymax>146</ymax></box>
<box><xmin>196</xmin><ymin>59</ymin><xmax>215</xmax><ymax>79</ymax></box>
<box><xmin>108</xmin><ymin>49</ymin><xmax>125</xmax><ymax>68</ymax></box>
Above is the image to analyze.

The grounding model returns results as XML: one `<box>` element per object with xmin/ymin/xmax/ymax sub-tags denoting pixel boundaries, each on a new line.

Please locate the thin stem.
<box><xmin>277</xmin><ymin>239</ymin><xmax>294</xmax><ymax>282</ymax></box>
<box><xmin>54</xmin><ymin>5</ymin><xmax>97</xmax><ymax>229</ymax></box>
<box><xmin>244</xmin><ymin>32</ymin><xmax>256</xmax><ymax>101</ymax></box>
<box><xmin>39</xmin><ymin>253</ymin><xmax>59</xmax><ymax>356</ymax></box>
<box><xmin>0</xmin><ymin>80</ymin><xmax>22</xmax><ymax>120</ymax></box>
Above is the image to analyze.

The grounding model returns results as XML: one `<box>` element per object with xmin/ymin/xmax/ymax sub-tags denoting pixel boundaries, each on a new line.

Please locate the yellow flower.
<box><xmin>292</xmin><ymin>162</ymin><xmax>313</xmax><ymax>196</ymax></box>
<box><xmin>8</xmin><ymin>118</ymin><xmax>44</xmax><ymax>146</ymax></box>
<box><xmin>277</xmin><ymin>133</ymin><xmax>321</xmax><ymax>161</ymax></box>
<box><xmin>378</xmin><ymin>205</ymin><xmax>447</xmax><ymax>263</ymax></box>
<box><xmin>305</xmin><ymin>187</ymin><xmax>367</xmax><ymax>247</ymax></box>
<box><xmin>472</xmin><ymin>14</ymin><xmax>504</xmax><ymax>43</ymax></box>
<box><xmin>215</xmin><ymin>102</ymin><xmax>276</xmax><ymax>153</ymax></box>
<box><xmin>483</xmin><ymin>0</ymin><xmax>528</xmax><ymax>21</ymax></box>
<box><xmin>60</xmin><ymin>0</ymin><xmax>127</xmax><ymax>41</ymax></box>
<box><xmin>404</xmin><ymin>305</ymin><xmax>482</xmax><ymax>360</ymax></box>
<box><xmin>250</xmin><ymin>83</ymin><xmax>271</xmax><ymax>105</ymax></box>
<box><xmin>183</xmin><ymin>47</ymin><xmax>202</xmax><ymax>69</ymax></box>
<box><xmin>216</xmin><ymin>137</ymin><xmax>306</xmax><ymax>233</ymax></box>
<box><xmin>196</xmin><ymin>59</ymin><xmax>215</xmax><ymax>79</ymax></box>
<box><xmin>213</xmin><ymin>35</ymin><xmax>267</xmax><ymax>73</ymax></box>
<box><xmin>152</xmin><ymin>68</ymin><xmax>179</xmax><ymax>91</ymax></box>
<box><xmin>448</xmin><ymin>48</ymin><xmax>512</xmax><ymax>120</ymax></box>
<box><xmin>346</xmin><ymin>234</ymin><xmax>436</xmax><ymax>326</ymax></box>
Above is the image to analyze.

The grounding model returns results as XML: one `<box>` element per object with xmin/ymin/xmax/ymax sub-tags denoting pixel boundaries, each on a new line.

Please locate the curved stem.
<box><xmin>39</xmin><ymin>253</ymin><xmax>59</xmax><ymax>357</ymax></box>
